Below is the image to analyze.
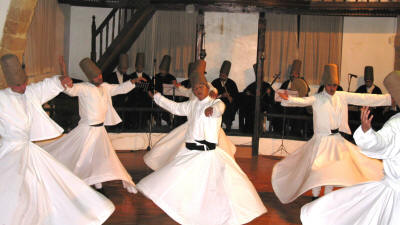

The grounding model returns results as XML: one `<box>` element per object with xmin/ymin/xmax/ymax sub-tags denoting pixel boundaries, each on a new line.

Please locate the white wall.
<box><xmin>0</xmin><ymin>0</ymin><xmax>12</xmax><ymax>43</ymax></box>
<box><xmin>205</xmin><ymin>12</ymin><xmax>258</xmax><ymax>91</ymax></box>
<box><xmin>68</xmin><ymin>6</ymin><xmax>112</xmax><ymax>81</ymax></box>
<box><xmin>341</xmin><ymin>17</ymin><xmax>396</xmax><ymax>93</ymax></box>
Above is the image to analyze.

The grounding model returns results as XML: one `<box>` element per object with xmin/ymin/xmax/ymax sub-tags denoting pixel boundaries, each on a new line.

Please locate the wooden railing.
<box><xmin>91</xmin><ymin>8</ymin><xmax>135</xmax><ymax>62</ymax></box>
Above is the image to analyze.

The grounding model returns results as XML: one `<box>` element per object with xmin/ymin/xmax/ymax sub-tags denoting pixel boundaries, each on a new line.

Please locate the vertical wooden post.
<box><xmin>91</xmin><ymin>15</ymin><xmax>97</xmax><ymax>62</ymax></box>
<box><xmin>195</xmin><ymin>10</ymin><xmax>205</xmax><ymax>60</ymax></box>
<box><xmin>395</xmin><ymin>16</ymin><xmax>400</xmax><ymax>70</ymax></box>
<box><xmin>252</xmin><ymin>12</ymin><xmax>266</xmax><ymax>156</ymax></box>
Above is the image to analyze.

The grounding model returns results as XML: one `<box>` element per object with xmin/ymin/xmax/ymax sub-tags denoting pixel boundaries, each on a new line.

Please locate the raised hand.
<box><xmin>361</xmin><ymin>106</ymin><xmax>373</xmax><ymax>133</ymax></box>
<box><xmin>58</xmin><ymin>56</ymin><xmax>72</xmax><ymax>88</ymax></box>
<box><xmin>209</xmin><ymin>90</ymin><xmax>218</xmax><ymax>99</ymax></box>
<box><xmin>204</xmin><ymin>107</ymin><xmax>213</xmax><ymax>117</ymax></box>
<box><xmin>60</xmin><ymin>75</ymin><xmax>73</xmax><ymax>88</ymax></box>
<box><xmin>278</xmin><ymin>90</ymin><xmax>289</xmax><ymax>100</ymax></box>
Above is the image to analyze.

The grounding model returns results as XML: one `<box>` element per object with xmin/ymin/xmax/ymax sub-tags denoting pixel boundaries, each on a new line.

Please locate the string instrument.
<box><xmin>221</xmin><ymin>81</ymin><xmax>233</xmax><ymax>103</ymax></box>
<box><xmin>260</xmin><ymin>73</ymin><xmax>280</xmax><ymax>98</ymax></box>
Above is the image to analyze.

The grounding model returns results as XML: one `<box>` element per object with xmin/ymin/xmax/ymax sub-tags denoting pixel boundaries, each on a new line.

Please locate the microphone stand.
<box><xmin>147</xmin><ymin>59</ymin><xmax>157</xmax><ymax>151</ymax></box>
<box><xmin>271</xmin><ymin>106</ymin><xmax>289</xmax><ymax>156</ymax></box>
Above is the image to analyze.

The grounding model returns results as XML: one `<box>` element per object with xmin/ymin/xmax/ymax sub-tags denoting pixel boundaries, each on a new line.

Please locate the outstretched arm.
<box><xmin>344</xmin><ymin>92</ymin><xmax>391</xmax><ymax>107</ymax></box>
<box><xmin>153</xmin><ymin>92</ymin><xmax>189</xmax><ymax>116</ymax></box>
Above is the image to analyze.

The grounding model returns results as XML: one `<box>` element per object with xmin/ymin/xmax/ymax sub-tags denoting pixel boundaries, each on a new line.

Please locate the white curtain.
<box><xmin>264</xmin><ymin>13</ymin><xmax>298</xmax><ymax>83</ymax></box>
<box><xmin>299</xmin><ymin>15</ymin><xmax>343</xmax><ymax>85</ymax></box>
<box><xmin>263</xmin><ymin>13</ymin><xmax>343</xmax><ymax>85</ymax></box>
<box><xmin>128</xmin><ymin>10</ymin><xmax>197</xmax><ymax>78</ymax></box>
<box><xmin>24</xmin><ymin>0</ymin><xmax>64</xmax><ymax>82</ymax></box>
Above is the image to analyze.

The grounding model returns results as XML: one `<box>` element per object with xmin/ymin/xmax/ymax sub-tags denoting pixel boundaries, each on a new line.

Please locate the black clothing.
<box><xmin>180</xmin><ymin>79</ymin><xmax>191</xmax><ymax>89</ymax></box>
<box><xmin>238</xmin><ymin>81</ymin><xmax>275</xmax><ymax>133</ymax></box>
<box><xmin>211</xmin><ymin>78</ymin><xmax>239</xmax><ymax>131</ymax></box>
<box><xmin>152</xmin><ymin>73</ymin><xmax>176</xmax><ymax>95</ymax></box>
<box><xmin>127</xmin><ymin>72</ymin><xmax>153</xmax><ymax>129</ymax></box>
<box><xmin>152</xmin><ymin>73</ymin><xmax>177</xmax><ymax>127</ymax></box>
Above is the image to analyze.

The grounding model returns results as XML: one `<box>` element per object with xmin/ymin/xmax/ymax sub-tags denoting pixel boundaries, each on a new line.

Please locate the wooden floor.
<box><xmin>102</xmin><ymin>146</ymin><xmax>314</xmax><ymax>225</ymax></box>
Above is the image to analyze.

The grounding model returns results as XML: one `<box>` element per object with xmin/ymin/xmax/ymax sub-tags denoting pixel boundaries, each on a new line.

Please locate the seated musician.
<box><xmin>152</xmin><ymin>55</ymin><xmax>177</xmax><ymax>127</ymax></box>
<box><xmin>274</xmin><ymin>59</ymin><xmax>310</xmax><ymax>136</ymax></box>
<box><xmin>239</xmin><ymin>63</ymin><xmax>275</xmax><ymax>133</ymax></box>
<box><xmin>355</xmin><ymin>66</ymin><xmax>384</xmax><ymax>128</ymax></box>
<box><xmin>211</xmin><ymin>60</ymin><xmax>239</xmax><ymax>132</ymax></box>
<box><xmin>127</xmin><ymin>52</ymin><xmax>152</xmax><ymax>129</ymax></box>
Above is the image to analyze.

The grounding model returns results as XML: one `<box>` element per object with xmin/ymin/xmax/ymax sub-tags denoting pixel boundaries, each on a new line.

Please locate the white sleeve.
<box><xmin>281</xmin><ymin>95</ymin><xmax>315</xmax><ymax>107</ymax></box>
<box><xmin>343</xmin><ymin>92</ymin><xmax>391</xmax><ymax>107</ymax></box>
<box><xmin>108</xmin><ymin>81</ymin><xmax>135</xmax><ymax>96</ymax></box>
<box><xmin>154</xmin><ymin>93</ymin><xmax>190</xmax><ymax>116</ymax></box>
<box><xmin>27</xmin><ymin>75</ymin><xmax>64</xmax><ymax>104</ymax></box>
<box><xmin>210</xmin><ymin>100</ymin><xmax>225</xmax><ymax>118</ymax></box>
<box><xmin>354</xmin><ymin>118</ymin><xmax>400</xmax><ymax>159</ymax></box>
<box><xmin>64</xmin><ymin>83</ymin><xmax>83</xmax><ymax>97</ymax></box>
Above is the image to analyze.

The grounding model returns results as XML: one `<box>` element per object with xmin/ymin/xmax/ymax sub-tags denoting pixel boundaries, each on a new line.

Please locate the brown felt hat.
<box><xmin>135</xmin><ymin>52</ymin><xmax>145</xmax><ymax>67</ymax></box>
<box><xmin>220</xmin><ymin>60</ymin><xmax>231</xmax><ymax>75</ymax></box>
<box><xmin>79</xmin><ymin>58</ymin><xmax>102</xmax><ymax>81</ymax></box>
<box><xmin>364</xmin><ymin>66</ymin><xmax>374</xmax><ymax>82</ymax></box>
<box><xmin>119</xmin><ymin>54</ymin><xmax>129</xmax><ymax>70</ymax></box>
<box><xmin>290</xmin><ymin>59</ymin><xmax>302</xmax><ymax>75</ymax></box>
<box><xmin>190</xmin><ymin>60</ymin><xmax>207</xmax><ymax>88</ymax></box>
<box><xmin>159</xmin><ymin>55</ymin><xmax>171</xmax><ymax>72</ymax></box>
<box><xmin>0</xmin><ymin>54</ymin><xmax>27</xmax><ymax>86</ymax></box>
<box><xmin>383</xmin><ymin>71</ymin><xmax>400</xmax><ymax>106</ymax></box>
<box><xmin>321</xmin><ymin>64</ymin><xmax>339</xmax><ymax>85</ymax></box>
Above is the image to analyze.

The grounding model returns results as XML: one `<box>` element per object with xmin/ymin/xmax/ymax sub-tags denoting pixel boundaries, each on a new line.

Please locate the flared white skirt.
<box><xmin>271</xmin><ymin>133</ymin><xmax>383</xmax><ymax>203</ymax></box>
<box><xmin>301</xmin><ymin>177</ymin><xmax>400</xmax><ymax>225</ymax></box>
<box><xmin>0</xmin><ymin>141</ymin><xmax>114</xmax><ymax>225</ymax></box>
<box><xmin>43</xmin><ymin>123</ymin><xmax>136</xmax><ymax>193</ymax></box>
<box><xmin>138</xmin><ymin>147</ymin><xmax>266</xmax><ymax>225</ymax></box>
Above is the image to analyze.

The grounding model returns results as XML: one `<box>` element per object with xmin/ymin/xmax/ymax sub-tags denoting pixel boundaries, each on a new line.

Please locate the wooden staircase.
<box><xmin>90</xmin><ymin>4</ymin><xmax>155</xmax><ymax>75</ymax></box>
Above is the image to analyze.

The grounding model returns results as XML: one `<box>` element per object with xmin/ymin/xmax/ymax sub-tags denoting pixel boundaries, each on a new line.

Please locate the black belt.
<box><xmin>90</xmin><ymin>122</ymin><xmax>104</xmax><ymax>127</ymax></box>
<box><xmin>185</xmin><ymin>140</ymin><xmax>216</xmax><ymax>151</ymax></box>
<box><xmin>330</xmin><ymin>128</ymin><xmax>339</xmax><ymax>134</ymax></box>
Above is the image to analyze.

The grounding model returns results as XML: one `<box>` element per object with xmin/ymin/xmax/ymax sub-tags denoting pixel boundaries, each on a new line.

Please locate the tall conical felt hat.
<box><xmin>321</xmin><ymin>64</ymin><xmax>339</xmax><ymax>85</ymax></box>
<box><xmin>0</xmin><ymin>54</ymin><xmax>27</xmax><ymax>86</ymax></box>
<box><xmin>220</xmin><ymin>60</ymin><xmax>231</xmax><ymax>75</ymax></box>
<box><xmin>188</xmin><ymin>62</ymin><xmax>195</xmax><ymax>75</ymax></box>
<box><xmin>383</xmin><ymin>71</ymin><xmax>400</xmax><ymax>106</ymax></box>
<box><xmin>290</xmin><ymin>59</ymin><xmax>302</xmax><ymax>75</ymax></box>
<box><xmin>159</xmin><ymin>55</ymin><xmax>171</xmax><ymax>72</ymax></box>
<box><xmin>135</xmin><ymin>52</ymin><xmax>145</xmax><ymax>67</ymax></box>
<box><xmin>190</xmin><ymin>60</ymin><xmax>207</xmax><ymax>88</ymax></box>
<box><xmin>364</xmin><ymin>66</ymin><xmax>374</xmax><ymax>82</ymax></box>
<box><xmin>119</xmin><ymin>54</ymin><xmax>129</xmax><ymax>70</ymax></box>
<box><xmin>79</xmin><ymin>58</ymin><xmax>102</xmax><ymax>80</ymax></box>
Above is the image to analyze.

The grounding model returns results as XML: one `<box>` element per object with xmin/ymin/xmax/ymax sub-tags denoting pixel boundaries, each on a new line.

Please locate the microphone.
<box><xmin>348</xmin><ymin>73</ymin><xmax>358</xmax><ymax>78</ymax></box>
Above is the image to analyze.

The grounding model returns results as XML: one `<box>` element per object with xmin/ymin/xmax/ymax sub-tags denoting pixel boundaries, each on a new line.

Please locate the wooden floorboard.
<box><xmin>102</xmin><ymin>147</ymin><xmax>313</xmax><ymax>225</ymax></box>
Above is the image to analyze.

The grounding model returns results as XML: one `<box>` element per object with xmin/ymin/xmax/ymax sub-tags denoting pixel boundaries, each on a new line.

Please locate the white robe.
<box><xmin>137</xmin><ymin>93</ymin><xmax>267</xmax><ymax>225</ymax></box>
<box><xmin>0</xmin><ymin>76</ymin><xmax>114</xmax><ymax>225</ymax></box>
<box><xmin>272</xmin><ymin>90</ymin><xmax>391</xmax><ymax>203</ymax></box>
<box><xmin>301</xmin><ymin>113</ymin><xmax>400</xmax><ymax>225</ymax></box>
<box><xmin>43</xmin><ymin>81</ymin><xmax>137</xmax><ymax>193</ymax></box>
<box><xmin>144</xmin><ymin>83</ymin><xmax>236</xmax><ymax>170</ymax></box>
